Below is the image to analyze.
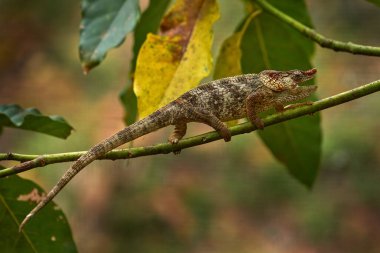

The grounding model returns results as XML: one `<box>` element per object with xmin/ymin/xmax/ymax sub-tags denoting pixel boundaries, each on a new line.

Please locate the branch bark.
<box><xmin>1</xmin><ymin>79</ymin><xmax>380</xmax><ymax>178</ymax></box>
<box><xmin>255</xmin><ymin>0</ymin><xmax>380</xmax><ymax>57</ymax></box>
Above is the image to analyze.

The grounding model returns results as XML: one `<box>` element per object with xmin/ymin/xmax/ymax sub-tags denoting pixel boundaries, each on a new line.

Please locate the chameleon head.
<box><xmin>259</xmin><ymin>68</ymin><xmax>317</xmax><ymax>91</ymax></box>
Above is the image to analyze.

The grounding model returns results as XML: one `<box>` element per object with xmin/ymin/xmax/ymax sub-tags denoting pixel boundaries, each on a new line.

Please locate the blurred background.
<box><xmin>1</xmin><ymin>0</ymin><xmax>380</xmax><ymax>252</ymax></box>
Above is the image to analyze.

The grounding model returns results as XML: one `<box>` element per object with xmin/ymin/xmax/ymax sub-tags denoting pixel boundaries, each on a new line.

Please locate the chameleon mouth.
<box><xmin>295</xmin><ymin>68</ymin><xmax>317</xmax><ymax>85</ymax></box>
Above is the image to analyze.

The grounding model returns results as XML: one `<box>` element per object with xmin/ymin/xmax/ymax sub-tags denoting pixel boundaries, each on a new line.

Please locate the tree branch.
<box><xmin>1</xmin><ymin>79</ymin><xmax>380</xmax><ymax>178</ymax></box>
<box><xmin>255</xmin><ymin>0</ymin><xmax>380</xmax><ymax>57</ymax></box>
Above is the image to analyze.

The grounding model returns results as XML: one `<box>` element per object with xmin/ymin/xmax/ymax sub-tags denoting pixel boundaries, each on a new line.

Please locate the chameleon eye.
<box><xmin>292</xmin><ymin>71</ymin><xmax>303</xmax><ymax>81</ymax></box>
<box><xmin>267</xmin><ymin>72</ymin><xmax>277</xmax><ymax>78</ymax></box>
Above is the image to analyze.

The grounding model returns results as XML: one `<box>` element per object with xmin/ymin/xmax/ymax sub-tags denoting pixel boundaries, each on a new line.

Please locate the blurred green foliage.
<box><xmin>0</xmin><ymin>175</ymin><xmax>77</xmax><ymax>253</ymax></box>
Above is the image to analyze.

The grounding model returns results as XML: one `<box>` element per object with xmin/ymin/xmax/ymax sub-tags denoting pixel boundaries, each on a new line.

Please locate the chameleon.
<box><xmin>19</xmin><ymin>68</ymin><xmax>317</xmax><ymax>230</ymax></box>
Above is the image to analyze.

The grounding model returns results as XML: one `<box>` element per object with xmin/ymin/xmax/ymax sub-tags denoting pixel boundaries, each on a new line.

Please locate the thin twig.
<box><xmin>255</xmin><ymin>0</ymin><xmax>380</xmax><ymax>57</ymax></box>
<box><xmin>1</xmin><ymin>79</ymin><xmax>380</xmax><ymax>178</ymax></box>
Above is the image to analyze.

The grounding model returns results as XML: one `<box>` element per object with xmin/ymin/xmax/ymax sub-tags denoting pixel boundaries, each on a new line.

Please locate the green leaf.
<box><xmin>367</xmin><ymin>0</ymin><xmax>380</xmax><ymax>7</ymax></box>
<box><xmin>0</xmin><ymin>104</ymin><xmax>73</xmax><ymax>139</ymax></box>
<box><xmin>79</xmin><ymin>0</ymin><xmax>141</xmax><ymax>73</ymax></box>
<box><xmin>0</xmin><ymin>175</ymin><xmax>77</xmax><ymax>253</ymax></box>
<box><xmin>119</xmin><ymin>83</ymin><xmax>138</xmax><ymax>125</ymax></box>
<box><xmin>241</xmin><ymin>0</ymin><xmax>322</xmax><ymax>187</ymax></box>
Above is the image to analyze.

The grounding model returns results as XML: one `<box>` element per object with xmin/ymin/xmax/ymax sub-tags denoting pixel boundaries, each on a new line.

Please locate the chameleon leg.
<box><xmin>208</xmin><ymin>117</ymin><xmax>231</xmax><ymax>142</ymax></box>
<box><xmin>188</xmin><ymin>107</ymin><xmax>231</xmax><ymax>142</ymax></box>
<box><xmin>273</xmin><ymin>102</ymin><xmax>285</xmax><ymax>112</ymax></box>
<box><xmin>246</xmin><ymin>92</ymin><xmax>266</xmax><ymax>129</ymax></box>
<box><xmin>168</xmin><ymin>122</ymin><xmax>187</xmax><ymax>144</ymax></box>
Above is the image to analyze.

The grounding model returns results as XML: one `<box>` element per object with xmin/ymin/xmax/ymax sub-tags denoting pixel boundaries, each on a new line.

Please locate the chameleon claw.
<box><xmin>254</xmin><ymin>118</ymin><xmax>265</xmax><ymax>130</ymax></box>
<box><xmin>173</xmin><ymin>149</ymin><xmax>182</xmax><ymax>155</ymax></box>
<box><xmin>168</xmin><ymin>137</ymin><xmax>179</xmax><ymax>145</ymax></box>
<box><xmin>168</xmin><ymin>138</ymin><xmax>182</xmax><ymax>154</ymax></box>
<box><xmin>219</xmin><ymin>129</ymin><xmax>232</xmax><ymax>142</ymax></box>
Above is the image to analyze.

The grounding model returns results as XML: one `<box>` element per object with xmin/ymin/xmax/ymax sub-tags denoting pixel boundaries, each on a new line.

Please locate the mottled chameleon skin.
<box><xmin>19</xmin><ymin>69</ymin><xmax>317</xmax><ymax>230</ymax></box>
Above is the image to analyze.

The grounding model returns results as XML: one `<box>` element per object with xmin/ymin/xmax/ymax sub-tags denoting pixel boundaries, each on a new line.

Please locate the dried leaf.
<box><xmin>133</xmin><ymin>0</ymin><xmax>220</xmax><ymax>118</ymax></box>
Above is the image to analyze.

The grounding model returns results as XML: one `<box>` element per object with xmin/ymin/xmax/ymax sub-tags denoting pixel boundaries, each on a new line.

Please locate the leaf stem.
<box><xmin>255</xmin><ymin>0</ymin><xmax>380</xmax><ymax>57</ymax></box>
<box><xmin>1</xmin><ymin>79</ymin><xmax>380</xmax><ymax>178</ymax></box>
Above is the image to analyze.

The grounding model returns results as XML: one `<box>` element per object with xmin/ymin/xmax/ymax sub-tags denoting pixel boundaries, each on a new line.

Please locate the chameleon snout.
<box><xmin>303</xmin><ymin>68</ymin><xmax>317</xmax><ymax>76</ymax></box>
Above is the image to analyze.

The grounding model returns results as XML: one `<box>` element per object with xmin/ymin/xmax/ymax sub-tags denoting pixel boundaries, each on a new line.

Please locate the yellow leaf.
<box><xmin>133</xmin><ymin>0</ymin><xmax>220</xmax><ymax>118</ymax></box>
<box><xmin>214</xmin><ymin>32</ymin><xmax>243</xmax><ymax>79</ymax></box>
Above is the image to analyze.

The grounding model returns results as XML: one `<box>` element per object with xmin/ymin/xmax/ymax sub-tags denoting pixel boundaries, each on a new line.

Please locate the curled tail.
<box><xmin>19</xmin><ymin>105</ymin><xmax>174</xmax><ymax>231</ymax></box>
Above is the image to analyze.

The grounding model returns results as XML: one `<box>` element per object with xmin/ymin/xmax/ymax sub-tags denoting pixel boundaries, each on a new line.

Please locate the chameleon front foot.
<box><xmin>248</xmin><ymin>116</ymin><xmax>265</xmax><ymax>130</ymax></box>
<box><xmin>255</xmin><ymin>119</ymin><xmax>264</xmax><ymax>130</ymax></box>
<box><xmin>219</xmin><ymin>128</ymin><xmax>232</xmax><ymax>142</ymax></box>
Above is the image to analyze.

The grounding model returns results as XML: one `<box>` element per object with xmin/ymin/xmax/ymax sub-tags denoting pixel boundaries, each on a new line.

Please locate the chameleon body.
<box><xmin>20</xmin><ymin>68</ymin><xmax>317</xmax><ymax>230</ymax></box>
